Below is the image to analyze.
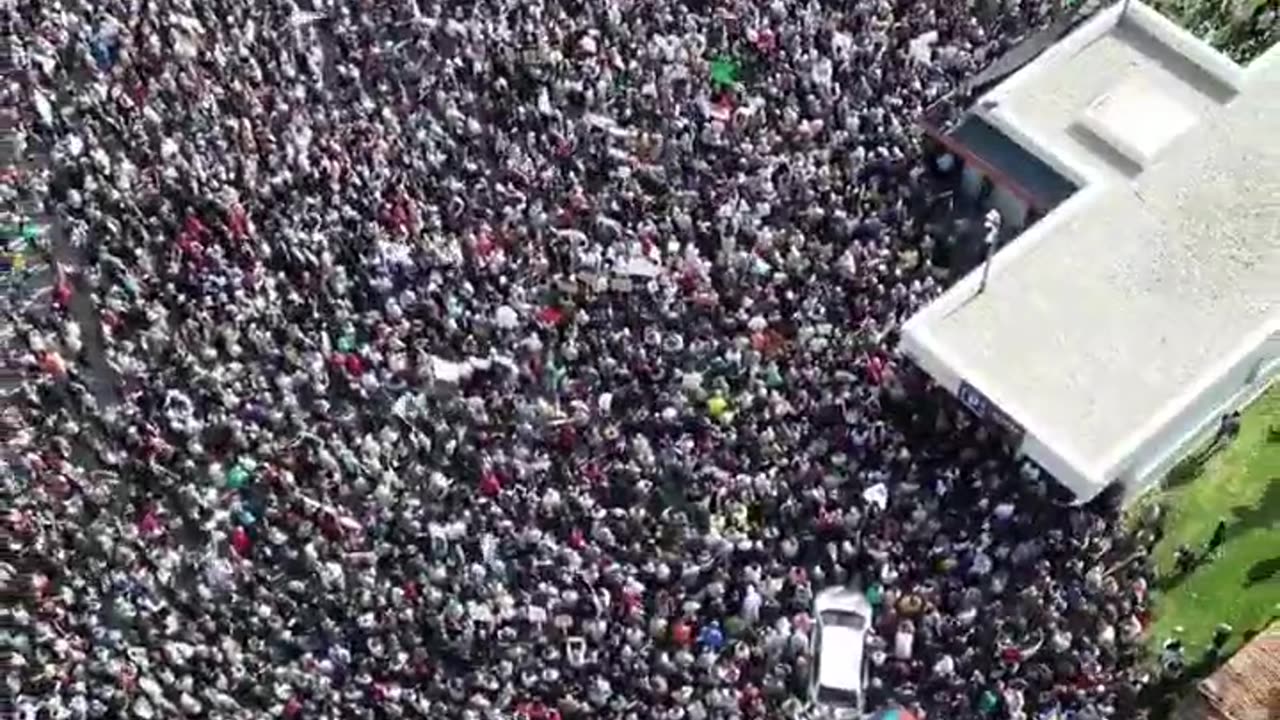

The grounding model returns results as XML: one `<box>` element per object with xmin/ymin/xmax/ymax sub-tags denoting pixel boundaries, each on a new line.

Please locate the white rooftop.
<box><xmin>902</xmin><ymin>2</ymin><xmax>1280</xmax><ymax>499</ymax></box>
<box><xmin>1079</xmin><ymin>72</ymin><xmax>1198</xmax><ymax>165</ymax></box>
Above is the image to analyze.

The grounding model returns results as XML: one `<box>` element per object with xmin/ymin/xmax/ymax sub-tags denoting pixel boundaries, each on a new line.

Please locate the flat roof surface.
<box><xmin>904</xmin><ymin>6</ymin><xmax>1280</xmax><ymax>490</ymax></box>
<box><xmin>998</xmin><ymin>20</ymin><xmax>1238</xmax><ymax>180</ymax></box>
<box><xmin>1080</xmin><ymin>72</ymin><xmax>1200</xmax><ymax>165</ymax></box>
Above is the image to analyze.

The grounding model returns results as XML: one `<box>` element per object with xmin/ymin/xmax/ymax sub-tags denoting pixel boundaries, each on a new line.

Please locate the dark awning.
<box><xmin>947</xmin><ymin>115</ymin><xmax>1079</xmax><ymax>209</ymax></box>
<box><xmin>967</xmin><ymin>0</ymin><xmax>1105</xmax><ymax>95</ymax></box>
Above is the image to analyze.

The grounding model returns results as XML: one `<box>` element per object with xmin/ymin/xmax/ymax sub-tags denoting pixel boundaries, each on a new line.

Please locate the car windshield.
<box><xmin>816</xmin><ymin>685</ymin><xmax>860</xmax><ymax>707</ymax></box>
<box><xmin>820</xmin><ymin>609</ymin><xmax>867</xmax><ymax>631</ymax></box>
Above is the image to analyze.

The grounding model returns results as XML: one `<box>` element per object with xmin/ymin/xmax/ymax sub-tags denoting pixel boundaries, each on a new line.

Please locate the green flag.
<box><xmin>226</xmin><ymin>465</ymin><xmax>250</xmax><ymax>489</ymax></box>
<box><xmin>710</xmin><ymin>56</ymin><xmax>739</xmax><ymax>88</ymax></box>
<box><xmin>978</xmin><ymin>690</ymin><xmax>999</xmax><ymax>714</ymax></box>
<box><xmin>2</xmin><ymin>224</ymin><xmax>41</xmax><ymax>241</ymax></box>
<box><xmin>867</xmin><ymin>583</ymin><xmax>883</xmax><ymax>606</ymax></box>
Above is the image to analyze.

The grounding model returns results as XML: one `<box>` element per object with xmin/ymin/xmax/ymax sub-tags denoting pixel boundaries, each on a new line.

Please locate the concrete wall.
<box><xmin>1121</xmin><ymin>1</ymin><xmax>1248</xmax><ymax>93</ymax></box>
<box><xmin>903</xmin><ymin>260</ymin><xmax>1278</xmax><ymax>504</ymax></box>
<box><xmin>905</xmin><ymin>325</ymin><xmax>1279</xmax><ymax>503</ymax></box>
<box><xmin>1017</xmin><ymin>431</ymin><xmax>1099</xmax><ymax>500</ymax></box>
<box><xmin>899</xmin><ymin>322</ymin><xmax>1104</xmax><ymax>499</ymax></box>
<box><xmin>1118</xmin><ymin>328</ymin><xmax>1280</xmax><ymax>496</ymax></box>
<box><xmin>975</xmin><ymin>1</ymin><xmax>1123</xmax><ymax>192</ymax></box>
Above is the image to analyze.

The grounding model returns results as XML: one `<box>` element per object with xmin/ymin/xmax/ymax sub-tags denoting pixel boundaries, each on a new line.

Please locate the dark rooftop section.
<box><xmin>948</xmin><ymin>114</ymin><xmax>1080</xmax><ymax>208</ymax></box>
<box><xmin>966</xmin><ymin>0</ymin><xmax>1106</xmax><ymax>97</ymax></box>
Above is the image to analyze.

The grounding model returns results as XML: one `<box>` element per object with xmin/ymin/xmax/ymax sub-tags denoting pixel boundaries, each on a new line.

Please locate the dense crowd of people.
<box><xmin>5</xmin><ymin>0</ymin><xmax>1166</xmax><ymax>718</ymax></box>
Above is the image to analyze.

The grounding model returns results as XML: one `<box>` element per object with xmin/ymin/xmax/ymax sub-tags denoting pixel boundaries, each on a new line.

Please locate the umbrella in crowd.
<box><xmin>3</xmin><ymin>0</ymin><xmax>1164</xmax><ymax>719</ymax></box>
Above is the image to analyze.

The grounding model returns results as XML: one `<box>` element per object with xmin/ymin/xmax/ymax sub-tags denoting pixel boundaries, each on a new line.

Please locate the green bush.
<box><xmin>1159</xmin><ymin>0</ymin><xmax>1279</xmax><ymax>62</ymax></box>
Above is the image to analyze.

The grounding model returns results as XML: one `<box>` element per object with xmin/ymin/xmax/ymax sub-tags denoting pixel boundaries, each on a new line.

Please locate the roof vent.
<box><xmin>1079</xmin><ymin>73</ymin><xmax>1199</xmax><ymax>167</ymax></box>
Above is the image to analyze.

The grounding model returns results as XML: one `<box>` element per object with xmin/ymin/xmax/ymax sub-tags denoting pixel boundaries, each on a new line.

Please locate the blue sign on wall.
<box><xmin>957</xmin><ymin>380</ymin><xmax>1025</xmax><ymax>443</ymax></box>
<box><xmin>957</xmin><ymin>381</ymin><xmax>989</xmax><ymax>416</ymax></box>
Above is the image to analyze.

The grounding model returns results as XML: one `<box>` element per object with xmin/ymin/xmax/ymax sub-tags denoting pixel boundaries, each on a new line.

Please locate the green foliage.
<box><xmin>1144</xmin><ymin>386</ymin><xmax>1280</xmax><ymax>658</ymax></box>
<box><xmin>1158</xmin><ymin>0</ymin><xmax>1279</xmax><ymax>62</ymax></box>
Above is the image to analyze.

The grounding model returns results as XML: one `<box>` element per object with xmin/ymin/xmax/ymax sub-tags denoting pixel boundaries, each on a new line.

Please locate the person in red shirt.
<box><xmin>344</xmin><ymin>353</ymin><xmax>364</xmax><ymax>376</ymax></box>
<box><xmin>53</xmin><ymin>277</ymin><xmax>73</xmax><ymax>308</ymax></box>
<box><xmin>230</xmin><ymin>526</ymin><xmax>252</xmax><ymax>556</ymax></box>
<box><xmin>227</xmin><ymin>204</ymin><xmax>250</xmax><ymax>239</ymax></box>
<box><xmin>672</xmin><ymin>621</ymin><xmax>693</xmax><ymax>647</ymax></box>
<box><xmin>479</xmin><ymin>472</ymin><xmax>502</xmax><ymax>498</ymax></box>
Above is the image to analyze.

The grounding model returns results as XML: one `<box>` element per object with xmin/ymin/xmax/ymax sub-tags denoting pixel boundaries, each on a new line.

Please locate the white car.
<box><xmin>810</xmin><ymin>587</ymin><xmax>873</xmax><ymax>719</ymax></box>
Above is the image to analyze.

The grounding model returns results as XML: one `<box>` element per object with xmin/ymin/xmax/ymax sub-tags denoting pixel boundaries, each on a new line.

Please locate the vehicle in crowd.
<box><xmin>810</xmin><ymin>587</ymin><xmax>874</xmax><ymax>719</ymax></box>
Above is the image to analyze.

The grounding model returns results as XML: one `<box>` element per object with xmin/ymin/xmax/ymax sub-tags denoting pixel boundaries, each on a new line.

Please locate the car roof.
<box><xmin>814</xmin><ymin>586</ymin><xmax>873</xmax><ymax>615</ymax></box>
<box><xmin>814</xmin><ymin>587</ymin><xmax>872</xmax><ymax>696</ymax></box>
<box><xmin>816</xmin><ymin>624</ymin><xmax>866</xmax><ymax>693</ymax></box>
